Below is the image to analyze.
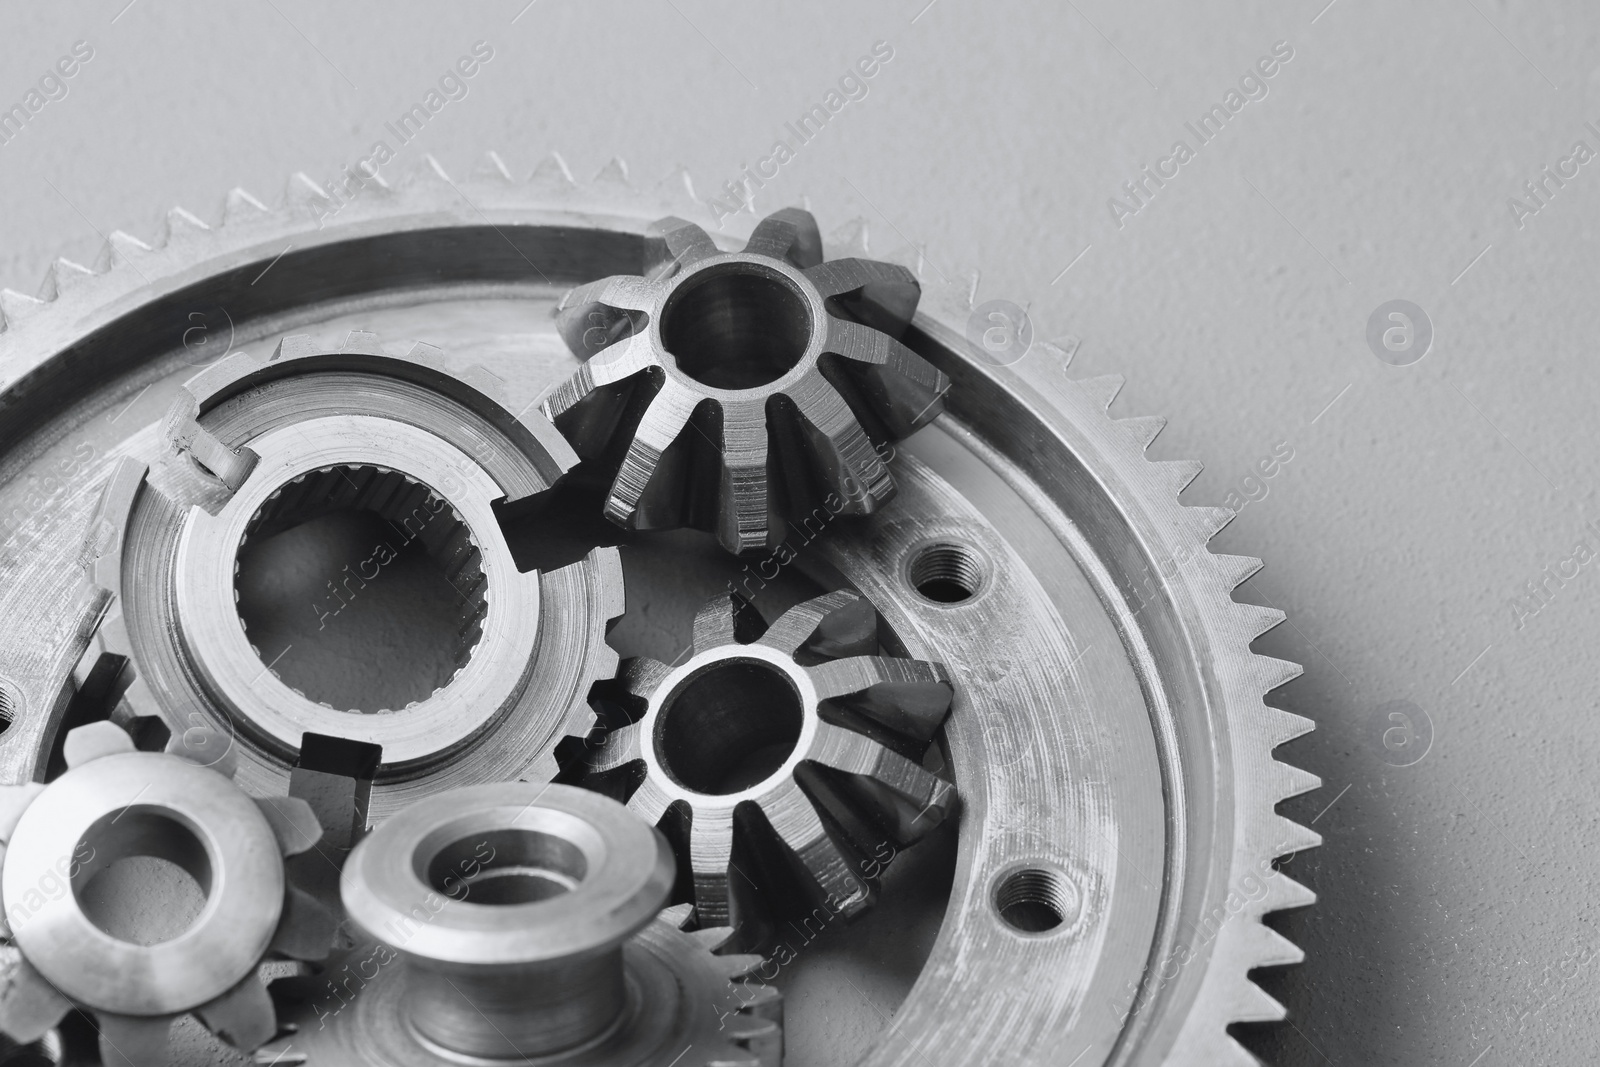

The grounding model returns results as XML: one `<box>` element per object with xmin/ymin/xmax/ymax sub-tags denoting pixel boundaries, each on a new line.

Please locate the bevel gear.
<box><xmin>261</xmin><ymin>782</ymin><xmax>781</xmax><ymax>1066</ymax></box>
<box><xmin>0</xmin><ymin>720</ymin><xmax>336</xmax><ymax>1066</ymax></box>
<box><xmin>580</xmin><ymin>589</ymin><xmax>956</xmax><ymax>938</ymax></box>
<box><xmin>543</xmin><ymin>208</ymin><xmax>949</xmax><ymax>555</ymax></box>
<box><xmin>77</xmin><ymin>330</ymin><xmax>624</xmax><ymax>818</ymax></box>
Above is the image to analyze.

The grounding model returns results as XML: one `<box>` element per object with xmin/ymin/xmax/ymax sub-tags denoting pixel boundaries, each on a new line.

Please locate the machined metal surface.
<box><xmin>0</xmin><ymin>158</ymin><xmax>1318</xmax><ymax>1067</ymax></box>
<box><xmin>544</xmin><ymin>208</ymin><xmax>947</xmax><ymax>555</ymax></box>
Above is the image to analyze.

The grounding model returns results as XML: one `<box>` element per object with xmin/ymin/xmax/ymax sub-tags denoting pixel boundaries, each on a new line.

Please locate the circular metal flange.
<box><xmin>291</xmin><ymin>782</ymin><xmax>780</xmax><ymax>1066</ymax></box>
<box><xmin>79</xmin><ymin>330</ymin><xmax>625</xmax><ymax>816</ymax></box>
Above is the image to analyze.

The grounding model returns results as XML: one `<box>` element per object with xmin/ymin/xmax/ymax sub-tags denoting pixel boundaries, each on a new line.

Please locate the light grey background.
<box><xmin>3</xmin><ymin>2</ymin><xmax>1597</xmax><ymax>1064</ymax></box>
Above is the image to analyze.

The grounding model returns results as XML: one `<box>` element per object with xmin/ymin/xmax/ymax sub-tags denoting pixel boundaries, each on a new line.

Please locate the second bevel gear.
<box><xmin>0</xmin><ymin>720</ymin><xmax>336</xmax><ymax>1066</ymax></box>
<box><xmin>581</xmin><ymin>589</ymin><xmax>957</xmax><ymax>937</ymax></box>
<box><xmin>543</xmin><ymin>208</ymin><xmax>950</xmax><ymax>554</ymax></box>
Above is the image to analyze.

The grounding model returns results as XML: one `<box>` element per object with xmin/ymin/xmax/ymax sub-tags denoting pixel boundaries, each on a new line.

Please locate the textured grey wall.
<box><xmin>3</xmin><ymin>2</ymin><xmax>1597</xmax><ymax>1064</ymax></box>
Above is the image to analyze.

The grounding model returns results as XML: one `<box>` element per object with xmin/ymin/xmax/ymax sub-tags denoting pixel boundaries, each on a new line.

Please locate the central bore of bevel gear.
<box><xmin>234</xmin><ymin>464</ymin><xmax>486</xmax><ymax>713</ymax></box>
<box><xmin>660</xmin><ymin>264</ymin><xmax>814</xmax><ymax>389</ymax></box>
<box><xmin>655</xmin><ymin>658</ymin><xmax>805</xmax><ymax>794</ymax></box>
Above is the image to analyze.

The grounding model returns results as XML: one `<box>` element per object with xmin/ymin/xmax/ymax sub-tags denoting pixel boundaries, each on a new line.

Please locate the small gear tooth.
<box><xmin>1119</xmin><ymin>414</ymin><xmax>1167</xmax><ymax>450</ymax></box>
<box><xmin>743</xmin><ymin>207</ymin><xmax>823</xmax><ymax>269</ymax></box>
<box><xmin>0</xmin><ymin>948</ymin><xmax>72</xmax><ymax>1043</ymax></box>
<box><xmin>1272</xmin><ymin>815</ymin><xmax>1321</xmax><ymax>857</ymax></box>
<box><xmin>164</xmin><ymin>723</ymin><xmax>237</xmax><ymax>776</ymax></box>
<box><xmin>282</xmin><ymin>172</ymin><xmax>331</xmax><ymax>214</ymax></box>
<box><xmin>691</xmin><ymin>592</ymin><xmax>764</xmax><ymax>652</ymax></box>
<box><xmin>755</xmin><ymin>786</ymin><xmax>872</xmax><ymax>914</ymax></box>
<box><xmin>657</xmin><ymin>902</ymin><xmax>695</xmax><ymax>929</ymax></box>
<box><xmin>592</xmin><ymin>156</ymin><xmax>631</xmax><ymax>189</ymax></box>
<box><xmin>194</xmin><ymin>973</ymin><xmax>277</xmax><ymax>1052</ymax></box>
<box><xmin>1232</xmin><ymin>977</ymin><xmax>1288</xmax><ymax>1023</ymax></box>
<box><xmin>715</xmin><ymin>952</ymin><xmax>765</xmax><ymax>980</ymax></box>
<box><xmin>1158</xmin><ymin>458</ymin><xmax>1205</xmax><ymax>494</ymax></box>
<box><xmin>648</xmin><ymin>164</ymin><xmax>699</xmax><ymax>213</ymax></box>
<box><xmin>588</xmin><ymin>720</ymin><xmax>644</xmax><ymax>775</ymax></box>
<box><xmin>253</xmin><ymin>795</ymin><xmax>323</xmax><ymax>856</ymax></box>
<box><xmin>270</xmin><ymin>884</ymin><xmax>338</xmax><ymax>961</ymax></box>
<box><xmin>825</xmin><ymin>216</ymin><xmax>871</xmax><ymax>257</ymax></box>
<box><xmin>223</xmin><ymin>187</ymin><xmax>271</xmax><ymax>224</ymax></box>
<box><xmin>690</xmin><ymin>926</ymin><xmax>734</xmax><ymax>953</ymax></box>
<box><xmin>1076</xmin><ymin>373</ymin><xmax>1125</xmax><ymax>411</ymax></box>
<box><xmin>0</xmin><ymin>289</ymin><xmax>48</xmax><ymax>330</ymax></box>
<box><xmin>807</xmin><ymin>656</ymin><xmax>952</xmax><ymax>742</ymax></box>
<box><xmin>1237</xmin><ymin>602</ymin><xmax>1287</xmax><ymax>640</ymax></box>
<box><xmin>1214</xmin><ymin>553</ymin><xmax>1265</xmax><ymax>590</ymax></box>
<box><xmin>0</xmin><ymin>784</ymin><xmax>45</xmax><ymax>842</ymax></box>
<box><xmin>37</xmin><ymin>258</ymin><xmax>96</xmax><ymax>300</ymax></box>
<box><xmin>252</xmin><ymin>1041</ymin><xmax>308</xmax><ymax>1065</ymax></box>
<box><xmin>1248</xmin><ymin>654</ymin><xmax>1302</xmax><ymax>695</ymax></box>
<box><xmin>101</xmin><ymin>230</ymin><xmax>155</xmax><ymax>269</ymax></box>
<box><xmin>756</xmin><ymin>590</ymin><xmax>864</xmax><ymax>657</ymax></box>
<box><xmin>687</xmin><ymin>815</ymin><xmax>736</xmax><ymax>926</ymax></box>
<box><xmin>526</xmin><ymin>151</ymin><xmax>576</xmax><ymax>192</ymax></box>
<box><xmin>470</xmin><ymin>149</ymin><xmax>514</xmax><ymax>183</ymax></box>
<box><xmin>96</xmin><ymin>1013</ymin><xmax>176</xmax><ymax>1067</ymax></box>
<box><xmin>62</xmin><ymin>719</ymin><xmax>136</xmax><ymax>768</ymax></box>
<box><xmin>1266</xmin><ymin>869</ymin><xmax>1316</xmax><ymax>911</ymax></box>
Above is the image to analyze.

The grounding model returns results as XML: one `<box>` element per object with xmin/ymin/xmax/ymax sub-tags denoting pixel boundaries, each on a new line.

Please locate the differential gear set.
<box><xmin>0</xmin><ymin>154</ymin><xmax>1319</xmax><ymax>1066</ymax></box>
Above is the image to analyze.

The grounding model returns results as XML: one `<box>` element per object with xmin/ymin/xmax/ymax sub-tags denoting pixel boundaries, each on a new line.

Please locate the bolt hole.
<box><xmin>994</xmin><ymin>867</ymin><xmax>1077</xmax><ymax>934</ymax></box>
<box><xmin>0</xmin><ymin>687</ymin><xmax>13</xmax><ymax>737</ymax></box>
<box><xmin>907</xmin><ymin>541</ymin><xmax>988</xmax><ymax>604</ymax></box>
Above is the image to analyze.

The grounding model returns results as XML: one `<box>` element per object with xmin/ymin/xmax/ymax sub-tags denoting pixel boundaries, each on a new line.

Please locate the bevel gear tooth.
<box><xmin>282</xmin><ymin>172</ymin><xmax>331</xmax><ymax>213</ymax></box>
<box><xmin>0</xmin><ymin>948</ymin><xmax>71</xmax><ymax>1044</ymax></box>
<box><xmin>1159</xmin><ymin>457</ymin><xmax>1206</xmax><ymax>494</ymax></box>
<box><xmin>526</xmin><ymin>150</ymin><xmax>577</xmax><ymax>192</ymax></box>
<box><xmin>1077</xmin><ymin>372</ymin><xmax>1127</xmax><ymax>411</ymax></box>
<box><xmin>61</xmin><ymin>719</ymin><xmax>136</xmax><ymax>768</ymax></box>
<box><xmin>397</xmin><ymin>153</ymin><xmax>453</xmax><ymax>189</ymax></box>
<box><xmin>96</xmin><ymin>1012</ymin><xmax>175</xmax><ymax>1067</ymax></box>
<box><xmin>194</xmin><ymin>974</ymin><xmax>276</xmax><ymax>1051</ymax></box>
<box><xmin>649</xmin><ymin>163</ymin><xmax>700</xmax><ymax>215</ymax></box>
<box><xmin>1214</xmin><ymin>552</ymin><xmax>1266</xmax><ymax>591</ymax></box>
<box><xmin>1236</xmin><ymin>602</ymin><xmax>1288</xmax><ymax>640</ymax></box>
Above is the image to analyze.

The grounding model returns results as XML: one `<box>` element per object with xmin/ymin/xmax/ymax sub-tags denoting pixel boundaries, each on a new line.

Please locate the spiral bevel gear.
<box><xmin>582</xmin><ymin>589</ymin><xmax>957</xmax><ymax>935</ymax></box>
<box><xmin>542</xmin><ymin>208</ymin><xmax>949</xmax><ymax>554</ymax></box>
<box><xmin>0</xmin><ymin>720</ymin><xmax>336</xmax><ymax>1067</ymax></box>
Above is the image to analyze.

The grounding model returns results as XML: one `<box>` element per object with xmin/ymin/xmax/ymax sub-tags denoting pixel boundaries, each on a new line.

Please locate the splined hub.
<box><xmin>78</xmin><ymin>330</ymin><xmax>624</xmax><ymax>816</ymax></box>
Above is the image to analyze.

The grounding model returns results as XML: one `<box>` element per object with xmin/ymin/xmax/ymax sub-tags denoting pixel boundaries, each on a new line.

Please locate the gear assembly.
<box><xmin>0</xmin><ymin>157</ymin><xmax>1318</xmax><ymax>1066</ymax></box>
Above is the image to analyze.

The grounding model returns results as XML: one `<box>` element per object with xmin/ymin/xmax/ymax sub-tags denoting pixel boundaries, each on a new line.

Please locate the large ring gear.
<box><xmin>0</xmin><ymin>154</ymin><xmax>1318</xmax><ymax>1066</ymax></box>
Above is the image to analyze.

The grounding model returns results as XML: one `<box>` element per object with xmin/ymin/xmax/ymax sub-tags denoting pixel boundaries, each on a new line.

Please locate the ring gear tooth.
<box><xmin>76</xmin><ymin>329</ymin><xmax>625</xmax><ymax>818</ymax></box>
<box><xmin>543</xmin><ymin>208</ymin><xmax>950</xmax><ymax>555</ymax></box>
<box><xmin>581</xmin><ymin>589</ymin><xmax>957</xmax><ymax>938</ymax></box>
<box><xmin>0</xmin><ymin>721</ymin><xmax>339</xmax><ymax>1063</ymax></box>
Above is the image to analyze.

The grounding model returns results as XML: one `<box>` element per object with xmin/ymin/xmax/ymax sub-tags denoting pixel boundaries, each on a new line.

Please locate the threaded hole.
<box><xmin>907</xmin><ymin>541</ymin><xmax>987</xmax><ymax>604</ymax></box>
<box><xmin>234</xmin><ymin>465</ymin><xmax>486</xmax><ymax>713</ymax></box>
<box><xmin>994</xmin><ymin>867</ymin><xmax>1076</xmax><ymax>933</ymax></box>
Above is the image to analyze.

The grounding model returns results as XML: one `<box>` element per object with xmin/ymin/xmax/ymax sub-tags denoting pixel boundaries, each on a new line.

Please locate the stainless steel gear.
<box><xmin>0</xmin><ymin>720</ymin><xmax>335</xmax><ymax>1066</ymax></box>
<box><xmin>543</xmin><ymin>208</ymin><xmax>948</xmax><ymax>555</ymax></box>
<box><xmin>580</xmin><ymin>589</ymin><xmax>956</xmax><ymax>938</ymax></box>
<box><xmin>76</xmin><ymin>329</ymin><xmax>624</xmax><ymax>818</ymax></box>
<box><xmin>0</xmin><ymin>154</ymin><xmax>1319</xmax><ymax>1066</ymax></box>
<box><xmin>258</xmin><ymin>781</ymin><xmax>781</xmax><ymax>1066</ymax></box>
